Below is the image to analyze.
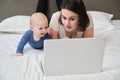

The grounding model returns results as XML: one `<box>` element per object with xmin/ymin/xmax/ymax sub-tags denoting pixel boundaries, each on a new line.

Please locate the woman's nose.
<box><xmin>65</xmin><ymin>20</ymin><xmax>70</xmax><ymax>26</ymax></box>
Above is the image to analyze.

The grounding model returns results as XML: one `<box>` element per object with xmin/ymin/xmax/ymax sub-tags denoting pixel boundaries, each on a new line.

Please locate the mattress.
<box><xmin>0</xmin><ymin>12</ymin><xmax>120</xmax><ymax>80</ymax></box>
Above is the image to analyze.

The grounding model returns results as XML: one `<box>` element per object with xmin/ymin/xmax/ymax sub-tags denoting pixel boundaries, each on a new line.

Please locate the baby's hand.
<box><xmin>16</xmin><ymin>53</ymin><xmax>23</xmax><ymax>56</ymax></box>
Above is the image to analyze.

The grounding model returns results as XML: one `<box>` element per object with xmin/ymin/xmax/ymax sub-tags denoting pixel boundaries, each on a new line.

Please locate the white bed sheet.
<box><xmin>0</xmin><ymin>20</ymin><xmax>120</xmax><ymax>80</ymax></box>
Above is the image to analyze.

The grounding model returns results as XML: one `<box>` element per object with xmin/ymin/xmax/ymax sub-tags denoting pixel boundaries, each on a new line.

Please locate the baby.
<box><xmin>16</xmin><ymin>12</ymin><xmax>51</xmax><ymax>56</ymax></box>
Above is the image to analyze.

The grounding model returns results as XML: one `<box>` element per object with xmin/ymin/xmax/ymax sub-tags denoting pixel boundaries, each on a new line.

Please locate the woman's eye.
<box><xmin>69</xmin><ymin>18</ymin><xmax>75</xmax><ymax>21</ymax></box>
<box><xmin>39</xmin><ymin>28</ymin><xmax>42</xmax><ymax>30</ymax></box>
<box><xmin>45</xmin><ymin>27</ymin><xmax>48</xmax><ymax>29</ymax></box>
<box><xmin>62</xmin><ymin>16</ymin><xmax>66</xmax><ymax>20</ymax></box>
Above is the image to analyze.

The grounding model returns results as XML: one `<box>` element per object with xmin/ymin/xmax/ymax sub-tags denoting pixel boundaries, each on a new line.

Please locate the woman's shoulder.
<box><xmin>52</xmin><ymin>11</ymin><xmax>61</xmax><ymax>17</ymax></box>
<box><xmin>53</xmin><ymin>11</ymin><xmax>61</xmax><ymax>15</ymax></box>
<box><xmin>87</xmin><ymin>12</ymin><xmax>92</xmax><ymax>20</ymax></box>
<box><xmin>50</xmin><ymin>11</ymin><xmax>61</xmax><ymax>25</ymax></box>
<box><xmin>86</xmin><ymin>12</ymin><xmax>94</xmax><ymax>29</ymax></box>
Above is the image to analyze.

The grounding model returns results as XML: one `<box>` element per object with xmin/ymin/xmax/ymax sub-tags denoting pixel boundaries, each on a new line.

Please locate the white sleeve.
<box><xmin>49</xmin><ymin>11</ymin><xmax>61</xmax><ymax>31</ymax></box>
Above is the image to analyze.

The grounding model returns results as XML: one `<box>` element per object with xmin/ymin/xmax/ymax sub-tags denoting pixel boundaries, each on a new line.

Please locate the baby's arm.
<box><xmin>16</xmin><ymin>30</ymin><xmax>30</xmax><ymax>56</ymax></box>
<box><xmin>16</xmin><ymin>37</ymin><xmax>27</xmax><ymax>56</ymax></box>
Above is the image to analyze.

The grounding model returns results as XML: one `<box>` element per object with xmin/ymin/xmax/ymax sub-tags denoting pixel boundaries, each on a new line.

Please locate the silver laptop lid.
<box><xmin>44</xmin><ymin>38</ymin><xmax>105</xmax><ymax>76</ymax></box>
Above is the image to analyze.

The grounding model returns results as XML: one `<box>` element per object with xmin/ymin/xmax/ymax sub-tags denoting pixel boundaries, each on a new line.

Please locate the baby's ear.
<box><xmin>30</xmin><ymin>25</ymin><xmax>33</xmax><ymax>29</ymax></box>
<box><xmin>30</xmin><ymin>25</ymin><xmax>34</xmax><ymax>31</ymax></box>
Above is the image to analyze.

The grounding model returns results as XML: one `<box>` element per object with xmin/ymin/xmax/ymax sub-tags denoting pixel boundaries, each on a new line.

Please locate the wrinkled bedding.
<box><xmin>0</xmin><ymin>20</ymin><xmax>120</xmax><ymax>80</ymax></box>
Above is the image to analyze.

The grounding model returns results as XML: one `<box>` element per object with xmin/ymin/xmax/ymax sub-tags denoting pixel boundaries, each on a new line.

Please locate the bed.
<box><xmin>0</xmin><ymin>11</ymin><xmax>120</xmax><ymax>80</ymax></box>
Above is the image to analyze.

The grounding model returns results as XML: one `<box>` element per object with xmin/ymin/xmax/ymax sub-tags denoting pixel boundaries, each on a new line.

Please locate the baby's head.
<box><xmin>30</xmin><ymin>12</ymin><xmax>48</xmax><ymax>37</ymax></box>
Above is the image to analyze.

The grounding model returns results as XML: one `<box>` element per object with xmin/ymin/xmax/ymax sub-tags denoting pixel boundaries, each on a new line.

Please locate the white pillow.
<box><xmin>0</xmin><ymin>15</ymin><xmax>30</xmax><ymax>33</ymax></box>
<box><xmin>87</xmin><ymin>11</ymin><xmax>114</xmax><ymax>37</ymax></box>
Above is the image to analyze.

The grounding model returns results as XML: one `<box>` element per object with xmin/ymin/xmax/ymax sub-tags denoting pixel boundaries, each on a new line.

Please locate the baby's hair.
<box><xmin>30</xmin><ymin>12</ymin><xmax>48</xmax><ymax>29</ymax></box>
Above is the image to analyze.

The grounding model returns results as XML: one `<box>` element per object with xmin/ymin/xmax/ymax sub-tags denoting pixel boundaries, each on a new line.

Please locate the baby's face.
<box><xmin>32</xmin><ymin>20</ymin><xmax>48</xmax><ymax>37</ymax></box>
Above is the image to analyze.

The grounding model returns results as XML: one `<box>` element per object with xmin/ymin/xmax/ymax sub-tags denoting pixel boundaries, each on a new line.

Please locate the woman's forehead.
<box><xmin>61</xmin><ymin>9</ymin><xmax>79</xmax><ymax>17</ymax></box>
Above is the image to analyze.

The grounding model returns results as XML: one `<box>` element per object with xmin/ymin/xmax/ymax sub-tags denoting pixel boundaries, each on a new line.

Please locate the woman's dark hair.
<box><xmin>59</xmin><ymin>0</ymin><xmax>90</xmax><ymax>31</ymax></box>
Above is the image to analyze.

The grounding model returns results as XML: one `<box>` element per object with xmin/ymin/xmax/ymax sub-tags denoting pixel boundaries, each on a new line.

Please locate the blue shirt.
<box><xmin>16</xmin><ymin>29</ymin><xmax>51</xmax><ymax>53</ymax></box>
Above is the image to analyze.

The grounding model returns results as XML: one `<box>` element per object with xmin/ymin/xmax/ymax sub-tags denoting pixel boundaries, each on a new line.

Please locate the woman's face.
<box><xmin>61</xmin><ymin>9</ymin><xmax>79</xmax><ymax>32</ymax></box>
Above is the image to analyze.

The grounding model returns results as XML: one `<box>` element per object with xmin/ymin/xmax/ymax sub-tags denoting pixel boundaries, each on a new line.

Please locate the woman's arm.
<box><xmin>49</xmin><ymin>28</ymin><xmax>59</xmax><ymax>39</ymax></box>
<box><xmin>83</xmin><ymin>13</ymin><xmax>94</xmax><ymax>38</ymax></box>
<box><xmin>83</xmin><ymin>26</ymin><xmax>94</xmax><ymax>38</ymax></box>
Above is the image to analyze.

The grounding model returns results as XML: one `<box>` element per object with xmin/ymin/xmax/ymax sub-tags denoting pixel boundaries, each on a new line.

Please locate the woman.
<box><xmin>49</xmin><ymin>0</ymin><xmax>94</xmax><ymax>39</ymax></box>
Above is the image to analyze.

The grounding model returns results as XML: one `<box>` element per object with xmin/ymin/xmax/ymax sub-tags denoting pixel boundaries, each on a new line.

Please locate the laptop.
<box><xmin>43</xmin><ymin>38</ymin><xmax>105</xmax><ymax>76</ymax></box>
